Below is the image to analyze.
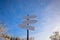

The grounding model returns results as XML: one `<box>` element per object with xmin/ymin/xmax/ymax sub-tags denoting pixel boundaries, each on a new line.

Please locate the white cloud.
<box><xmin>32</xmin><ymin>0</ymin><xmax>60</xmax><ymax>40</ymax></box>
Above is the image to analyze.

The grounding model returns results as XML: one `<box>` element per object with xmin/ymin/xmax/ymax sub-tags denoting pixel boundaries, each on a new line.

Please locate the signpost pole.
<box><xmin>27</xmin><ymin>29</ymin><xmax>29</xmax><ymax>40</ymax></box>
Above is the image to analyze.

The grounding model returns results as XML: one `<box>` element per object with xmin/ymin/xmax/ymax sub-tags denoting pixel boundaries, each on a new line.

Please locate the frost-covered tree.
<box><xmin>50</xmin><ymin>31</ymin><xmax>60</xmax><ymax>40</ymax></box>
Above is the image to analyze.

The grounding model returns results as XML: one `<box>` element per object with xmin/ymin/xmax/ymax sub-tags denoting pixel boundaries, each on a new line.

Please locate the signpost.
<box><xmin>19</xmin><ymin>15</ymin><xmax>37</xmax><ymax>40</ymax></box>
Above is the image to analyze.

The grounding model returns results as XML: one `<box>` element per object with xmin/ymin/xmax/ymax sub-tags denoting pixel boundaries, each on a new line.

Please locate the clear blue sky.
<box><xmin>0</xmin><ymin>0</ymin><xmax>60</xmax><ymax>40</ymax></box>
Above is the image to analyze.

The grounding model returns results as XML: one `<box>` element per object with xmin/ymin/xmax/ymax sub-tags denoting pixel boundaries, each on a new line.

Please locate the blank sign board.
<box><xmin>22</xmin><ymin>20</ymin><xmax>37</xmax><ymax>24</ymax></box>
<box><xmin>19</xmin><ymin>24</ymin><xmax>34</xmax><ymax>31</ymax></box>
<box><xmin>22</xmin><ymin>15</ymin><xmax>37</xmax><ymax>19</ymax></box>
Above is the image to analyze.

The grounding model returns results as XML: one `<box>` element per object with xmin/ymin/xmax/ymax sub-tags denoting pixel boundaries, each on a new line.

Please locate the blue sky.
<box><xmin>0</xmin><ymin>0</ymin><xmax>60</xmax><ymax>40</ymax></box>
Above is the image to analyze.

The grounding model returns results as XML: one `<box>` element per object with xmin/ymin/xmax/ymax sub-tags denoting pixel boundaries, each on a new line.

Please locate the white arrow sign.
<box><xmin>19</xmin><ymin>24</ymin><xmax>34</xmax><ymax>31</ymax></box>
<box><xmin>22</xmin><ymin>20</ymin><xmax>37</xmax><ymax>24</ymax></box>
<box><xmin>22</xmin><ymin>15</ymin><xmax>37</xmax><ymax>19</ymax></box>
